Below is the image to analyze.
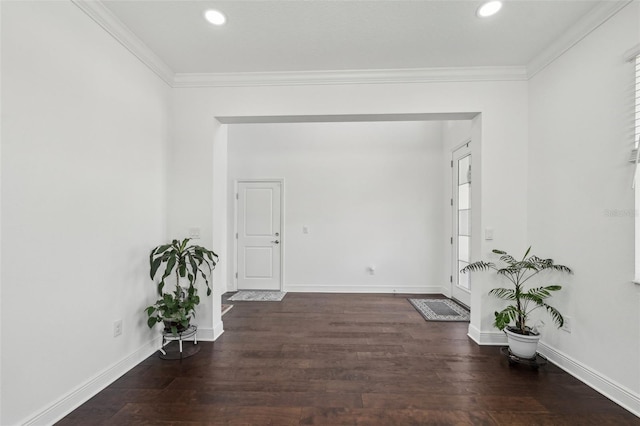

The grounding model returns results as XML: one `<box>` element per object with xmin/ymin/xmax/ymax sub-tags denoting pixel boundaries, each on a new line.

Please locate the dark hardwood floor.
<box><xmin>58</xmin><ymin>293</ymin><xmax>639</xmax><ymax>425</ymax></box>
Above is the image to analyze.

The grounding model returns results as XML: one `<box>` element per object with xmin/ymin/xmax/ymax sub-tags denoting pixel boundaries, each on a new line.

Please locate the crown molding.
<box><xmin>71</xmin><ymin>1</ymin><xmax>525</xmax><ymax>88</ymax></box>
<box><xmin>71</xmin><ymin>0</ymin><xmax>175</xmax><ymax>86</ymax></box>
<box><xmin>73</xmin><ymin>0</ymin><xmax>629</xmax><ymax>88</ymax></box>
<box><xmin>216</xmin><ymin>113</ymin><xmax>479</xmax><ymax>125</ymax></box>
<box><xmin>527</xmin><ymin>0</ymin><xmax>632</xmax><ymax>78</ymax></box>
<box><xmin>172</xmin><ymin>66</ymin><xmax>528</xmax><ymax>88</ymax></box>
<box><xmin>72</xmin><ymin>0</ymin><xmax>525</xmax><ymax>88</ymax></box>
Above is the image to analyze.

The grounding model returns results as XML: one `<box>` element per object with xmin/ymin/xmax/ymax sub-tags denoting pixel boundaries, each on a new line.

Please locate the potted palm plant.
<box><xmin>461</xmin><ymin>247</ymin><xmax>572</xmax><ymax>359</ymax></box>
<box><xmin>145</xmin><ymin>238</ymin><xmax>218</xmax><ymax>335</ymax></box>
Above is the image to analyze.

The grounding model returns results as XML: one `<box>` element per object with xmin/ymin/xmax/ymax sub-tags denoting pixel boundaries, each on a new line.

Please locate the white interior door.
<box><xmin>452</xmin><ymin>143</ymin><xmax>471</xmax><ymax>307</ymax></box>
<box><xmin>237</xmin><ymin>181</ymin><xmax>282</xmax><ymax>290</ymax></box>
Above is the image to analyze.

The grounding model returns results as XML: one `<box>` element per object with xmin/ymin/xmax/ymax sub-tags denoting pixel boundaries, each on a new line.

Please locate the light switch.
<box><xmin>189</xmin><ymin>227</ymin><xmax>201</xmax><ymax>239</ymax></box>
<box><xmin>485</xmin><ymin>228</ymin><xmax>494</xmax><ymax>240</ymax></box>
<box><xmin>302</xmin><ymin>225</ymin><xmax>309</xmax><ymax>234</ymax></box>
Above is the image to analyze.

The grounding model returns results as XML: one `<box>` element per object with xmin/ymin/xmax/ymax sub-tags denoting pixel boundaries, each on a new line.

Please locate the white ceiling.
<box><xmin>97</xmin><ymin>0</ymin><xmax>626</xmax><ymax>79</ymax></box>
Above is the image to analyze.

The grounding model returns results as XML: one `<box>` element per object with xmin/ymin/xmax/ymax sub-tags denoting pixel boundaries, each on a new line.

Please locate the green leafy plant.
<box><xmin>145</xmin><ymin>286</ymin><xmax>199</xmax><ymax>335</ymax></box>
<box><xmin>145</xmin><ymin>238</ymin><xmax>218</xmax><ymax>335</ymax></box>
<box><xmin>149</xmin><ymin>238</ymin><xmax>218</xmax><ymax>296</ymax></box>
<box><xmin>461</xmin><ymin>247</ymin><xmax>572</xmax><ymax>335</ymax></box>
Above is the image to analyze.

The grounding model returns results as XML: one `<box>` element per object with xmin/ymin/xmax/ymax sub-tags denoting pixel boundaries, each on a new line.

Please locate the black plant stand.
<box><xmin>500</xmin><ymin>346</ymin><xmax>547</xmax><ymax>369</ymax></box>
<box><xmin>159</xmin><ymin>325</ymin><xmax>199</xmax><ymax>360</ymax></box>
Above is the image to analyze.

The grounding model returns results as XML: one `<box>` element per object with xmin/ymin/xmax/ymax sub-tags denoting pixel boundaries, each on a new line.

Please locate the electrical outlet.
<box><xmin>561</xmin><ymin>316</ymin><xmax>572</xmax><ymax>333</ymax></box>
<box><xmin>113</xmin><ymin>319</ymin><xmax>123</xmax><ymax>337</ymax></box>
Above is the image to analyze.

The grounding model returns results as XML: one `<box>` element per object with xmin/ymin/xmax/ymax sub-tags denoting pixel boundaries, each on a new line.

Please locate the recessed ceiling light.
<box><xmin>477</xmin><ymin>1</ymin><xmax>502</xmax><ymax>18</ymax></box>
<box><xmin>204</xmin><ymin>9</ymin><xmax>226</xmax><ymax>26</ymax></box>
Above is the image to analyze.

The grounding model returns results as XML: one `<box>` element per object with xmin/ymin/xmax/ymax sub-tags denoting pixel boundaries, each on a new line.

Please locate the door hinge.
<box><xmin>450</xmin><ymin>237</ymin><xmax>453</xmax><ymax>244</ymax></box>
<box><xmin>235</xmin><ymin>232</ymin><xmax>238</xmax><ymax>239</ymax></box>
<box><xmin>450</xmin><ymin>198</ymin><xmax>453</xmax><ymax>206</ymax></box>
<box><xmin>236</xmin><ymin>193</ymin><xmax>239</xmax><ymax>200</ymax></box>
<box><xmin>235</xmin><ymin>272</ymin><xmax>238</xmax><ymax>279</ymax></box>
<box><xmin>450</xmin><ymin>275</ymin><xmax>453</xmax><ymax>283</ymax></box>
<box><xmin>450</xmin><ymin>160</ymin><xmax>453</xmax><ymax>167</ymax></box>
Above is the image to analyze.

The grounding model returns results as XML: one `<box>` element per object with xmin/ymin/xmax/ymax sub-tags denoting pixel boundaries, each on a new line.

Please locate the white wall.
<box><xmin>1</xmin><ymin>1</ymin><xmax>170</xmax><ymax>424</ymax></box>
<box><xmin>528</xmin><ymin>1</ymin><xmax>640</xmax><ymax>413</ymax></box>
<box><xmin>228</xmin><ymin>121</ymin><xmax>445</xmax><ymax>293</ymax></box>
<box><xmin>3</xmin><ymin>0</ymin><xmax>638</xmax><ymax>422</ymax></box>
<box><xmin>169</xmin><ymin>79</ymin><xmax>529</xmax><ymax>349</ymax></box>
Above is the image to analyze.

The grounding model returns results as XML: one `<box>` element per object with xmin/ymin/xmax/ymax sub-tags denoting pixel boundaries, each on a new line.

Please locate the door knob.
<box><xmin>271</xmin><ymin>240</ymin><xmax>280</xmax><ymax>244</ymax></box>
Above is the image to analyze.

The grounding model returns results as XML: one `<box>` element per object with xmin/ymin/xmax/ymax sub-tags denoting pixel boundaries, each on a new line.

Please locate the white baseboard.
<box><xmin>23</xmin><ymin>337</ymin><xmax>161</xmax><ymax>426</ymax></box>
<box><xmin>22</xmin><ymin>313</ymin><xmax>639</xmax><ymax>423</ymax></box>
<box><xmin>213</xmin><ymin>321</ymin><xmax>224</xmax><ymax>340</ymax></box>
<box><xmin>284</xmin><ymin>284</ymin><xmax>445</xmax><ymax>294</ymax></box>
<box><xmin>467</xmin><ymin>324</ymin><xmax>507</xmax><ymax>346</ymax></box>
<box><xmin>537</xmin><ymin>341</ymin><xmax>640</xmax><ymax>417</ymax></box>
<box><xmin>25</xmin><ymin>324</ymin><xmax>227</xmax><ymax>425</ymax></box>
<box><xmin>471</xmin><ymin>330</ymin><xmax>640</xmax><ymax>417</ymax></box>
<box><xmin>196</xmin><ymin>322</ymin><xmax>225</xmax><ymax>341</ymax></box>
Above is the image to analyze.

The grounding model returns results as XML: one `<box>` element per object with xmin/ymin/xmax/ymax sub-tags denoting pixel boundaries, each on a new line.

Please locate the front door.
<box><xmin>236</xmin><ymin>181</ymin><xmax>282</xmax><ymax>290</ymax></box>
<box><xmin>452</xmin><ymin>143</ymin><xmax>471</xmax><ymax>307</ymax></box>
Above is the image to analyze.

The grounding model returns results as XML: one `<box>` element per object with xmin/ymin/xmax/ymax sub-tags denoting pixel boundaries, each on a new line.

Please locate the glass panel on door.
<box><xmin>457</xmin><ymin>154</ymin><xmax>471</xmax><ymax>290</ymax></box>
<box><xmin>452</xmin><ymin>143</ymin><xmax>471</xmax><ymax>307</ymax></box>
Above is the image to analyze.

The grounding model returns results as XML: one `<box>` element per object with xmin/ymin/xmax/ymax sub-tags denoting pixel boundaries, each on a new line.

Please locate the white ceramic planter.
<box><xmin>505</xmin><ymin>327</ymin><xmax>541</xmax><ymax>359</ymax></box>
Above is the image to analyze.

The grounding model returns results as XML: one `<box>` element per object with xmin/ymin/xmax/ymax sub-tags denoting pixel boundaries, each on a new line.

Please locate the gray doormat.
<box><xmin>408</xmin><ymin>298</ymin><xmax>470</xmax><ymax>322</ymax></box>
<box><xmin>228</xmin><ymin>291</ymin><xmax>287</xmax><ymax>301</ymax></box>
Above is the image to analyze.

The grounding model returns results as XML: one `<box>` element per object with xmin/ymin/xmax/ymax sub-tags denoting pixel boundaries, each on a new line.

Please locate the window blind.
<box><xmin>636</xmin><ymin>53</ymin><xmax>639</xmax><ymax>152</ymax></box>
<box><xmin>632</xmin><ymin>47</ymin><xmax>640</xmax><ymax>283</ymax></box>
<box><xmin>630</xmin><ymin>47</ymin><xmax>640</xmax><ymax>187</ymax></box>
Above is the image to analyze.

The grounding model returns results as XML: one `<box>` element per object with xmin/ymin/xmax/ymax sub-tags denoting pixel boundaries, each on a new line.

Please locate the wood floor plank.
<box><xmin>57</xmin><ymin>293</ymin><xmax>639</xmax><ymax>425</ymax></box>
<box><xmin>488</xmin><ymin>412</ymin><xmax>640</xmax><ymax>426</ymax></box>
<box><xmin>105</xmin><ymin>404</ymin><xmax>303</xmax><ymax>425</ymax></box>
<box><xmin>362</xmin><ymin>393</ymin><xmax>549</xmax><ymax>413</ymax></box>
<box><xmin>299</xmin><ymin>407</ymin><xmax>497</xmax><ymax>426</ymax></box>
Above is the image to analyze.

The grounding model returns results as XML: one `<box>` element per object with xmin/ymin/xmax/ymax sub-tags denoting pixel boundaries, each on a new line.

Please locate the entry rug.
<box><xmin>228</xmin><ymin>291</ymin><xmax>287</xmax><ymax>302</ymax></box>
<box><xmin>408</xmin><ymin>298</ymin><xmax>470</xmax><ymax>322</ymax></box>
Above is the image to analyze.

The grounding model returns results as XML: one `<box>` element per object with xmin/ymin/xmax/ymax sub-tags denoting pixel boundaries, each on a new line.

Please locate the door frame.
<box><xmin>451</xmin><ymin>140</ymin><xmax>472</xmax><ymax>308</ymax></box>
<box><xmin>232</xmin><ymin>178</ymin><xmax>285</xmax><ymax>292</ymax></box>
